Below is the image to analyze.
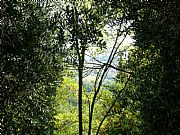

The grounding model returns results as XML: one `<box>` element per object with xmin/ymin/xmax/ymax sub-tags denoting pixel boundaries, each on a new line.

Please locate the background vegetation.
<box><xmin>1</xmin><ymin>0</ymin><xmax>179</xmax><ymax>135</ymax></box>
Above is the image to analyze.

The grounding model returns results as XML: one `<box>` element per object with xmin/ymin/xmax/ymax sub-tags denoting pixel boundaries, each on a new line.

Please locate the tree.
<box><xmin>52</xmin><ymin>1</ymin><xmax>109</xmax><ymax>134</ymax></box>
<box><xmin>95</xmin><ymin>0</ymin><xmax>180</xmax><ymax>134</ymax></box>
<box><xmin>1</xmin><ymin>1</ymin><xmax>63</xmax><ymax>134</ymax></box>
<box><xmin>120</xmin><ymin>0</ymin><xmax>180</xmax><ymax>134</ymax></box>
<box><xmin>52</xmin><ymin>0</ymin><xmax>134</xmax><ymax>134</ymax></box>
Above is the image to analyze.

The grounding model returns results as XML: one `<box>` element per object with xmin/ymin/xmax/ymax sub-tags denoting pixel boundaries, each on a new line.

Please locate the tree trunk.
<box><xmin>78</xmin><ymin>47</ymin><xmax>85</xmax><ymax>135</ymax></box>
<box><xmin>78</xmin><ymin>66</ymin><xmax>83</xmax><ymax>135</ymax></box>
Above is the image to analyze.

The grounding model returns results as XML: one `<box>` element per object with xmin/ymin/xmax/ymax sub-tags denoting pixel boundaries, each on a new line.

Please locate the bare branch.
<box><xmin>95</xmin><ymin>76</ymin><xmax>131</xmax><ymax>135</ymax></box>
<box><xmin>108</xmin><ymin>64</ymin><xmax>133</xmax><ymax>75</ymax></box>
<box><xmin>88</xmin><ymin>15</ymin><xmax>129</xmax><ymax>134</ymax></box>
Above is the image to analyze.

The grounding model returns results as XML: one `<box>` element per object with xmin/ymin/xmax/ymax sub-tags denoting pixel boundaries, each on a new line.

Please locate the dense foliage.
<box><xmin>117</xmin><ymin>0</ymin><xmax>180</xmax><ymax>134</ymax></box>
<box><xmin>1</xmin><ymin>1</ymin><xmax>63</xmax><ymax>134</ymax></box>
<box><xmin>1</xmin><ymin>0</ymin><xmax>179</xmax><ymax>135</ymax></box>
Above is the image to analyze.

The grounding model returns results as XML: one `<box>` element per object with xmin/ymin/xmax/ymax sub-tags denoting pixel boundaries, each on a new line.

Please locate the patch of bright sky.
<box><xmin>84</xmin><ymin>23</ymin><xmax>135</xmax><ymax>82</ymax></box>
<box><xmin>86</xmin><ymin>23</ymin><xmax>135</xmax><ymax>59</ymax></box>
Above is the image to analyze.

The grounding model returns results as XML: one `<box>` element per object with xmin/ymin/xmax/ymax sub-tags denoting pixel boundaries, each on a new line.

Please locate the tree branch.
<box><xmin>95</xmin><ymin>76</ymin><xmax>131</xmax><ymax>135</ymax></box>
